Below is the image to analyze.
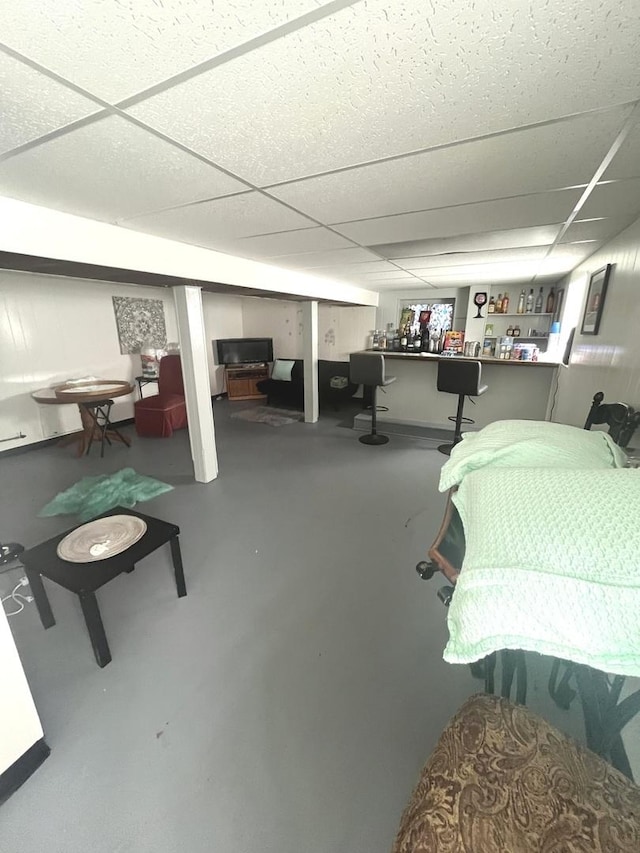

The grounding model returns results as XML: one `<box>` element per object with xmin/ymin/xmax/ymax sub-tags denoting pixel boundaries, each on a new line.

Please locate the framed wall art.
<box><xmin>581</xmin><ymin>264</ymin><xmax>612</xmax><ymax>336</ymax></box>
<box><xmin>112</xmin><ymin>296</ymin><xmax>167</xmax><ymax>354</ymax></box>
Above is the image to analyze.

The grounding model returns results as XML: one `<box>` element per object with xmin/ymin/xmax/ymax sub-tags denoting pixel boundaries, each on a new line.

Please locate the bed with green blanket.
<box><xmin>426</xmin><ymin>416</ymin><xmax>640</xmax><ymax>776</ymax></box>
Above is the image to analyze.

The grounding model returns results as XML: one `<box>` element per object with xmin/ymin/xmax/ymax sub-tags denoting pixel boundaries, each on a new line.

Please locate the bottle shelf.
<box><xmin>486</xmin><ymin>313</ymin><xmax>553</xmax><ymax>317</ymax></box>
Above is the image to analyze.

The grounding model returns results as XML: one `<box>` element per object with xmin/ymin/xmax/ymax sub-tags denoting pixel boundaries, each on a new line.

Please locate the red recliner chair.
<box><xmin>134</xmin><ymin>354</ymin><xmax>188</xmax><ymax>438</ymax></box>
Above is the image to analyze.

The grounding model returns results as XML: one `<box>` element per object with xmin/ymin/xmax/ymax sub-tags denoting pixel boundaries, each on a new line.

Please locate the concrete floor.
<box><xmin>0</xmin><ymin>402</ymin><xmax>633</xmax><ymax>852</ymax></box>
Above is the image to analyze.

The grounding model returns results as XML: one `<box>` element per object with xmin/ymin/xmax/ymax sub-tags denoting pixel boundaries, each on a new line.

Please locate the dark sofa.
<box><xmin>256</xmin><ymin>359</ymin><xmax>357</xmax><ymax>410</ymax></box>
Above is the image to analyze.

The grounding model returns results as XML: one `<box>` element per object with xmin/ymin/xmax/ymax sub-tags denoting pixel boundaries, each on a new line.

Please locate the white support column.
<box><xmin>173</xmin><ymin>285</ymin><xmax>218</xmax><ymax>483</ymax></box>
<box><xmin>302</xmin><ymin>300</ymin><xmax>319</xmax><ymax>424</ymax></box>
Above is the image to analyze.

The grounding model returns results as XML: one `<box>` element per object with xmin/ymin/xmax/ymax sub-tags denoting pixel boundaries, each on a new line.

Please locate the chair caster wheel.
<box><xmin>437</xmin><ymin>586</ymin><xmax>455</xmax><ymax>607</ymax></box>
<box><xmin>416</xmin><ymin>561</ymin><xmax>436</xmax><ymax>580</ymax></box>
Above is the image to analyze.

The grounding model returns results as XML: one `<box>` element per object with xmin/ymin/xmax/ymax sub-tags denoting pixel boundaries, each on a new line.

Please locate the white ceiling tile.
<box><xmin>269</xmin><ymin>108</ymin><xmax>628</xmax><ymax>222</ymax></box>
<box><xmin>123</xmin><ymin>192</ymin><xmax>316</xmax><ymax>248</ymax></box>
<box><xmin>546</xmin><ymin>243</ymin><xmax>602</xmax><ymax>266</ymax></box>
<box><xmin>603</xmin><ymin>123</ymin><xmax>640</xmax><ymax>180</ymax></box>
<box><xmin>271</xmin><ymin>247</ymin><xmax>381</xmax><ymax>268</ymax></box>
<box><xmin>578</xmin><ymin>179</ymin><xmax>640</xmax><ymax>220</ymax></box>
<box><xmin>0</xmin><ymin>0</ymin><xmax>324</xmax><ymax>102</ymax></box>
<box><xmin>371</xmin><ymin>280</ymin><xmax>437</xmax><ymax>291</ymax></box>
<box><xmin>129</xmin><ymin>0</ymin><xmax>640</xmax><ymax>184</ymax></box>
<box><xmin>375</xmin><ymin>226</ymin><xmax>563</xmax><ymax>258</ymax></box>
<box><xmin>349</xmin><ymin>270</ymin><xmax>419</xmax><ymax>281</ymax></box>
<box><xmin>560</xmin><ymin>217</ymin><xmax>635</xmax><ymax>243</ymax></box>
<box><xmin>334</xmin><ymin>190</ymin><xmax>580</xmax><ymax>246</ymax></box>
<box><xmin>0</xmin><ymin>115</ymin><xmax>248</xmax><ymax>221</ymax></box>
<box><xmin>424</xmin><ymin>272</ymin><xmax>538</xmax><ymax>287</ymax></box>
<box><xmin>310</xmin><ymin>261</ymin><xmax>402</xmax><ymax>276</ymax></box>
<box><xmin>396</xmin><ymin>246</ymin><xmax>550</xmax><ymax>270</ymax></box>
<box><xmin>0</xmin><ymin>51</ymin><xmax>99</xmax><ymax>156</ymax></box>
<box><xmin>409</xmin><ymin>260</ymin><xmax>544</xmax><ymax>279</ymax></box>
<box><xmin>228</xmin><ymin>227</ymin><xmax>355</xmax><ymax>258</ymax></box>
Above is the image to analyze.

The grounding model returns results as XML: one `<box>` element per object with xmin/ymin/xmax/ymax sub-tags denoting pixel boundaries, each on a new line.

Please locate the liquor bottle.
<box><xmin>525</xmin><ymin>288</ymin><xmax>534</xmax><ymax>313</ymax></box>
<box><xmin>502</xmin><ymin>292</ymin><xmax>510</xmax><ymax>313</ymax></box>
<box><xmin>400</xmin><ymin>326</ymin><xmax>408</xmax><ymax>351</ymax></box>
<box><xmin>517</xmin><ymin>290</ymin><xmax>526</xmax><ymax>314</ymax></box>
<box><xmin>496</xmin><ymin>293</ymin><xmax>503</xmax><ymax>313</ymax></box>
<box><xmin>372</xmin><ymin>330</ymin><xmax>379</xmax><ymax>349</ymax></box>
<box><xmin>546</xmin><ymin>287</ymin><xmax>555</xmax><ymax>314</ymax></box>
<box><xmin>413</xmin><ymin>329</ymin><xmax>422</xmax><ymax>351</ymax></box>
<box><xmin>379</xmin><ymin>330</ymin><xmax>387</xmax><ymax>350</ymax></box>
<box><xmin>506</xmin><ymin>323</ymin><xmax>513</xmax><ymax>336</ymax></box>
<box><xmin>534</xmin><ymin>287</ymin><xmax>544</xmax><ymax>314</ymax></box>
<box><xmin>488</xmin><ymin>296</ymin><xmax>496</xmax><ymax>313</ymax></box>
<box><xmin>513</xmin><ymin>325</ymin><xmax>521</xmax><ymax>337</ymax></box>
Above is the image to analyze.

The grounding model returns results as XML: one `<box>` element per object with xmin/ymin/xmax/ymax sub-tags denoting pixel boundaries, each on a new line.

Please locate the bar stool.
<box><xmin>349</xmin><ymin>353</ymin><xmax>396</xmax><ymax>445</ymax></box>
<box><xmin>437</xmin><ymin>359</ymin><xmax>487</xmax><ymax>455</ymax></box>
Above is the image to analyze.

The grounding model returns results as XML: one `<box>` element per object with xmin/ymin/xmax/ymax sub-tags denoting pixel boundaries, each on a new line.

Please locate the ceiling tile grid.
<box><xmin>121</xmin><ymin>192</ymin><xmax>321</xmax><ymax>248</ymax></box>
<box><xmin>333</xmin><ymin>189</ymin><xmax>582</xmax><ymax>246</ymax></box>
<box><xmin>0</xmin><ymin>0</ymin><xmax>639</xmax><ymax>293</ymax></box>
<box><xmin>267</xmin><ymin>107</ymin><xmax>631</xmax><ymax>223</ymax></box>
<box><xmin>0</xmin><ymin>115</ymin><xmax>250</xmax><ymax>222</ymax></box>
<box><xmin>127</xmin><ymin>0</ymin><xmax>640</xmax><ymax>185</ymax></box>
<box><xmin>0</xmin><ymin>0</ymin><xmax>330</xmax><ymax>102</ymax></box>
<box><xmin>0</xmin><ymin>50</ymin><xmax>101</xmax><ymax>156</ymax></box>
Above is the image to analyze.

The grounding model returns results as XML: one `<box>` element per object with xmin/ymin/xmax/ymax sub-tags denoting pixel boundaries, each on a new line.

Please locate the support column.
<box><xmin>173</xmin><ymin>286</ymin><xmax>218</xmax><ymax>483</ymax></box>
<box><xmin>302</xmin><ymin>300</ymin><xmax>319</xmax><ymax>424</ymax></box>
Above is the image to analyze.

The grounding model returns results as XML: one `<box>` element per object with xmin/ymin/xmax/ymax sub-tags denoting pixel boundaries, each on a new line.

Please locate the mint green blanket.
<box><xmin>439</xmin><ymin>419</ymin><xmax>626</xmax><ymax>492</ymax></box>
<box><xmin>39</xmin><ymin>468</ymin><xmax>173</xmax><ymax>522</ymax></box>
<box><xmin>444</xmin><ymin>468</ymin><xmax>640</xmax><ymax>677</ymax></box>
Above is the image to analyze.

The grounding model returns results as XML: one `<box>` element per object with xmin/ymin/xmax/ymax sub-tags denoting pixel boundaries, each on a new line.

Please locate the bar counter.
<box><xmin>357</xmin><ymin>350</ymin><xmax>562</xmax><ymax>432</ymax></box>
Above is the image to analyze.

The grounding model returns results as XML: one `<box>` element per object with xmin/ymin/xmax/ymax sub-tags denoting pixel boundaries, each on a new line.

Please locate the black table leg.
<box><xmin>79</xmin><ymin>592</ymin><xmax>112</xmax><ymax>667</ymax></box>
<box><xmin>24</xmin><ymin>570</ymin><xmax>55</xmax><ymax>629</ymax></box>
<box><xmin>169</xmin><ymin>536</ymin><xmax>187</xmax><ymax>598</ymax></box>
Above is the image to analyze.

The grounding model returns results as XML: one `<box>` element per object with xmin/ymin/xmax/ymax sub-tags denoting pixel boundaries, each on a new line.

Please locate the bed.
<box><xmin>417</xmin><ymin>393</ymin><xmax>640</xmax><ymax>778</ymax></box>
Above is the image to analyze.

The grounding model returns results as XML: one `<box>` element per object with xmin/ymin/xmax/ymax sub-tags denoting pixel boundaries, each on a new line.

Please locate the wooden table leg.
<box><xmin>24</xmin><ymin>570</ymin><xmax>56</xmax><ymax>629</ymax></box>
<box><xmin>79</xmin><ymin>592</ymin><xmax>112</xmax><ymax>667</ymax></box>
<box><xmin>169</xmin><ymin>536</ymin><xmax>187</xmax><ymax>598</ymax></box>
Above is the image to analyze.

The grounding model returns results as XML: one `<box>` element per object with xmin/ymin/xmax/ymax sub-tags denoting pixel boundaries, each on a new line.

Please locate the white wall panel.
<box><xmin>202</xmin><ymin>293</ymin><xmax>244</xmax><ymax>395</ymax></box>
<box><xmin>0</xmin><ymin>273</ymin><xmax>244</xmax><ymax>452</ymax></box>
<box><xmin>552</xmin><ymin>215</ymin><xmax>640</xmax><ymax>427</ymax></box>
<box><xmin>241</xmin><ymin>298</ymin><xmax>376</xmax><ymax>363</ymax></box>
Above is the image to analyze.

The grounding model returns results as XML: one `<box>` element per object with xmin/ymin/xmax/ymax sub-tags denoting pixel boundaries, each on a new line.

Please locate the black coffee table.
<box><xmin>21</xmin><ymin>506</ymin><xmax>186</xmax><ymax>668</ymax></box>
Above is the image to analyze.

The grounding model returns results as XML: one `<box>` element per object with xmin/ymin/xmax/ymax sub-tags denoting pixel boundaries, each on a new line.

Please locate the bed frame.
<box><xmin>416</xmin><ymin>392</ymin><xmax>640</xmax><ymax>778</ymax></box>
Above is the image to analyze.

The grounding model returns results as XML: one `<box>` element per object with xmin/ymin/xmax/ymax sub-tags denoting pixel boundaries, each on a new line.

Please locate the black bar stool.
<box><xmin>349</xmin><ymin>353</ymin><xmax>396</xmax><ymax>445</ymax></box>
<box><xmin>437</xmin><ymin>360</ymin><xmax>487</xmax><ymax>455</ymax></box>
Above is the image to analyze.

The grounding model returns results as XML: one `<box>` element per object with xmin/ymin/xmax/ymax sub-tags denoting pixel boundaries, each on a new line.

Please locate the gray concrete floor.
<box><xmin>0</xmin><ymin>402</ymin><xmax>629</xmax><ymax>852</ymax></box>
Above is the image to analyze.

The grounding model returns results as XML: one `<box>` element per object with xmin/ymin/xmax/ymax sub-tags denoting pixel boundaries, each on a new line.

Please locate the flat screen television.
<box><xmin>215</xmin><ymin>337</ymin><xmax>274</xmax><ymax>365</ymax></box>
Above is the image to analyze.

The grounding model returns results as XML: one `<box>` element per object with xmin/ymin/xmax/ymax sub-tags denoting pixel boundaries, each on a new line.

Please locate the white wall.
<box><xmin>240</xmin><ymin>298</ymin><xmax>376</xmax><ymax>362</ymax></box>
<box><xmin>0</xmin><ymin>272</ymin><xmax>243</xmax><ymax>451</ymax></box>
<box><xmin>552</xmin><ymin>216</ymin><xmax>640</xmax><ymax>427</ymax></box>
<box><xmin>0</xmin><ymin>606</ymin><xmax>44</xmax><ymax>774</ymax></box>
<box><xmin>202</xmin><ymin>293</ymin><xmax>244</xmax><ymax>395</ymax></box>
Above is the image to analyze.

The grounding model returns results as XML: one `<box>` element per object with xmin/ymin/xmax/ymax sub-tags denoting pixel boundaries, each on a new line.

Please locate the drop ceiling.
<box><xmin>0</xmin><ymin>0</ymin><xmax>639</xmax><ymax>293</ymax></box>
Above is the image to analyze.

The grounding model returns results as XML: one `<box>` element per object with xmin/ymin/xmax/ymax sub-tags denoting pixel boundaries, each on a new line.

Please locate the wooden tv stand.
<box><xmin>225</xmin><ymin>363</ymin><xmax>269</xmax><ymax>401</ymax></box>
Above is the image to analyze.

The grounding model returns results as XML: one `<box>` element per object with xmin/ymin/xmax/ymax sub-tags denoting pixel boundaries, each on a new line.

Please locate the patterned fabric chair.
<box><xmin>134</xmin><ymin>355</ymin><xmax>187</xmax><ymax>438</ymax></box>
<box><xmin>393</xmin><ymin>694</ymin><xmax>640</xmax><ymax>853</ymax></box>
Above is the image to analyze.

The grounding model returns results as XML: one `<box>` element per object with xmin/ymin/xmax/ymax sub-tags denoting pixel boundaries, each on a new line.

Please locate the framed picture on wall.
<box><xmin>581</xmin><ymin>264</ymin><xmax>612</xmax><ymax>335</ymax></box>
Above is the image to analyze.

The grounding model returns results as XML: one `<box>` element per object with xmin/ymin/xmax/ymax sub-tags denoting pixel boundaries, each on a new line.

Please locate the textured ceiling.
<box><xmin>0</xmin><ymin>0</ymin><xmax>639</xmax><ymax>293</ymax></box>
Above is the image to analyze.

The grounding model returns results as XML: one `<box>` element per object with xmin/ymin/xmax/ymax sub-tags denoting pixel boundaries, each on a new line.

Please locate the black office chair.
<box><xmin>349</xmin><ymin>353</ymin><xmax>396</xmax><ymax>445</ymax></box>
<box><xmin>437</xmin><ymin>359</ymin><xmax>487</xmax><ymax>455</ymax></box>
<box><xmin>584</xmin><ymin>391</ymin><xmax>640</xmax><ymax>448</ymax></box>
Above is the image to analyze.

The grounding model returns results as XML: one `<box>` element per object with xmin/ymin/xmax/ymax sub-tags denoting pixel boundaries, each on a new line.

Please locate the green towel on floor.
<box><xmin>39</xmin><ymin>467</ymin><xmax>173</xmax><ymax>522</ymax></box>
